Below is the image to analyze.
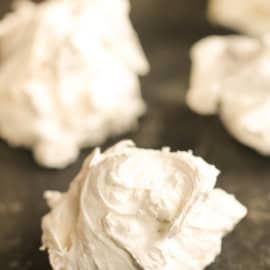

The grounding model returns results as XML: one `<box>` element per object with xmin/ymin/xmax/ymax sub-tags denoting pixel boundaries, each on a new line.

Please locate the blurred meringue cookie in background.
<box><xmin>0</xmin><ymin>0</ymin><xmax>149</xmax><ymax>168</ymax></box>
<box><xmin>208</xmin><ymin>0</ymin><xmax>270</xmax><ymax>35</ymax></box>
<box><xmin>187</xmin><ymin>35</ymin><xmax>270</xmax><ymax>155</ymax></box>
<box><xmin>42</xmin><ymin>140</ymin><xmax>247</xmax><ymax>270</ymax></box>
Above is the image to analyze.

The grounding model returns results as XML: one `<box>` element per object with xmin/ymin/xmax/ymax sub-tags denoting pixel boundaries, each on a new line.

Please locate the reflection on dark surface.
<box><xmin>0</xmin><ymin>0</ymin><xmax>270</xmax><ymax>269</ymax></box>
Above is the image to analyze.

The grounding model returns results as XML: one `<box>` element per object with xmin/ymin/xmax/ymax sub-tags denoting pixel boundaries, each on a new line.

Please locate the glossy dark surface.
<box><xmin>0</xmin><ymin>1</ymin><xmax>270</xmax><ymax>269</ymax></box>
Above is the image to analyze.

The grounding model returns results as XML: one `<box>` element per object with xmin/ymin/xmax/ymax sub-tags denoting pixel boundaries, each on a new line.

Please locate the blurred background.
<box><xmin>0</xmin><ymin>0</ymin><xmax>270</xmax><ymax>270</ymax></box>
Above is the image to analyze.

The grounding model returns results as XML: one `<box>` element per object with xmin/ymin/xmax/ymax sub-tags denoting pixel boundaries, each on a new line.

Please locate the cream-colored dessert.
<box><xmin>41</xmin><ymin>140</ymin><xmax>247</xmax><ymax>270</ymax></box>
<box><xmin>208</xmin><ymin>0</ymin><xmax>270</xmax><ymax>35</ymax></box>
<box><xmin>0</xmin><ymin>0</ymin><xmax>149</xmax><ymax>168</ymax></box>
<box><xmin>187</xmin><ymin>35</ymin><xmax>270</xmax><ymax>155</ymax></box>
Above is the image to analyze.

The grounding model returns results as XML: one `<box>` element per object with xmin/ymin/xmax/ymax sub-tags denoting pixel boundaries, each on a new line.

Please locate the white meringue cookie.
<box><xmin>0</xmin><ymin>0</ymin><xmax>149</xmax><ymax>168</ymax></box>
<box><xmin>41</xmin><ymin>140</ymin><xmax>247</xmax><ymax>270</ymax></box>
<box><xmin>208</xmin><ymin>0</ymin><xmax>270</xmax><ymax>35</ymax></box>
<box><xmin>187</xmin><ymin>35</ymin><xmax>270</xmax><ymax>155</ymax></box>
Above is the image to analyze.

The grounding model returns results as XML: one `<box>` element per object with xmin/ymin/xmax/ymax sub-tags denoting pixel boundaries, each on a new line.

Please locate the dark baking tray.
<box><xmin>0</xmin><ymin>0</ymin><xmax>270</xmax><ymax>269</ymax></box>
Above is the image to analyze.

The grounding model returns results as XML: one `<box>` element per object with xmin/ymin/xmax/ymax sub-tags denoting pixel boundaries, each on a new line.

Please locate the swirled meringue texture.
<box><xmin>187</xmin><ymin>35</ymin><xmax>270</xmax><ymax>155</ymax></box>
<box><xmin>0</xmin><ymin>0</ymin><xmax>149</xmax><ymax>168</ymax></box>
<box><xmin>41</xmin><ymin>140</ymin><xmax>247</xmax><ymax>270</ymax></box>
<box><xmin>208</xmin><ymin>0</ymin><xmax>270</xmax><ymax>35</ymax></box>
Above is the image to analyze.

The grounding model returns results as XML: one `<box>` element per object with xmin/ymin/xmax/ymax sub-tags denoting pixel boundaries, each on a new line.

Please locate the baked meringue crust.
<box><xmin>42</xmin><ymin>141</ymin><xmax>247</xmax><ymax>270</ymax></box>
<box><xmin>209</xmin><ymin>0</ymin><xmax>270</xmax><ymax>35</ymax></box>
<box><xmin>0</xmin><ymin>0</ymin><xmax>149</xmax><ymax>168</ymax></box>
<box><xmin>187</xmin><ymin>35</ymin><xmax>270</xmax><ymax>155</ymax></box>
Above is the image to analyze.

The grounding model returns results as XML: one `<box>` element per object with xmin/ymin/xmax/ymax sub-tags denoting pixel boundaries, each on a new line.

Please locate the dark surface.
<box><xmin>0</xmin><ymin>0</ymin><xmax>270</xmax><ymax>269</ymax></box>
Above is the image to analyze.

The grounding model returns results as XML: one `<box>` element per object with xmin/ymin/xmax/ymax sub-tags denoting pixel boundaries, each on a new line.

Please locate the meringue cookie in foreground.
<box><xmin>41</xmin><ymin>140</ymin><xmax>247</xmax><ymax>270</ymax></box>
<box><xmin>208</xmin><ymin>0</ymin><xmax>270</xmax><ymax>35</ymax></box>
<box><xmin>0</xmin><ymin>0</ymin><xmax>149</xmax><ymax>168</ymax></box>
<box><xmin>187</xmin><ymin>35</ymin><xmax>270</xmax><ymax>155</ymax></box>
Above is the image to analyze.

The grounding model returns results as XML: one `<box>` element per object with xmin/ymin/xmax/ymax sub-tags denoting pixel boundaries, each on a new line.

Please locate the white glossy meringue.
<box><xmin>41</xmin><ymin>140</ymin><xmax>247</xmax><ymax>270</ymax></box>
<box><xmin>187</xmin><ymin>35</ymin><xmax>270</xmax><ymax>155</ymax></box>
<box><xmin>208</xmin><ymin>0</ymin><xmax>270</xmax><ymax>35</ymax></box>
<box><xmin>0</xmin><ymin>0</ymin><xmax>149</xmax><ymax>168</ymax></box>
